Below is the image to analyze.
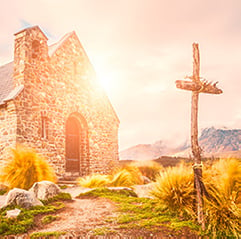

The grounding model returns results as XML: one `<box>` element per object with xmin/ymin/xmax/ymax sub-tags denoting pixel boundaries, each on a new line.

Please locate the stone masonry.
<box><xmin>0</xmin><ymin>26</ymin><xmax>119</xmax><ymax>178</ymax></box>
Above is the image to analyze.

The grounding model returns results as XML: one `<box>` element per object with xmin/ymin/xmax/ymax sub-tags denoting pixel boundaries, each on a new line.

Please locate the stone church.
<box><xmin>0</xmin><ymin>26</ymin><xmax>119</xmax><ymax>178</ymax></box>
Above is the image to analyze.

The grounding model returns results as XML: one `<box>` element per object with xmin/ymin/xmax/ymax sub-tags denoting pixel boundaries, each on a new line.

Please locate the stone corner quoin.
<box><xmin>0</xmin><ymin>25</ymin><xmax>120</xmax><ymax>179</ymax></box>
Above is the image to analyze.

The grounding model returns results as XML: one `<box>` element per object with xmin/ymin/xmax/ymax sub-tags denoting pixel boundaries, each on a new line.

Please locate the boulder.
<box><xmin>133</xmin><ymin>183</ymin><xmax>154</xmax><ymax>198</ymax></box>
<box><xmin>142</xmin><ymin>176</ymin><xmax>152</xmax><ymax>184</ymax></box>
<box><xmin>29</xmin><ymin>181</ymin><xmax>61</xmax><ymax>200</ymax></box>
<box><xmin>6</xmin><ymin>208</ymin><xmax>21</xmax><ymax>218</ymax></box>
<box><xmin>4</xmin><ymin>188</ymin><xmax>43</xmax><ymax>208</ymax></box>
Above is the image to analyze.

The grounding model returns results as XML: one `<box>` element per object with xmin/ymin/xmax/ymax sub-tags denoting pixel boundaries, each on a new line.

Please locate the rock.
<box><xmin>29</xmin><ymin>181</ymin><xmax>61</xmax><ymax>200</ymax></box>
<box><xmin>4</xmin><ymin>188</ymin><xmax>43</xmax><ymax>208</ymax></box>
<box><xmin>133</xmin><ymin>183</ymin><xmax>154</xmax><ymax>198</ymax></box>
<box><xmin>142</xmin><ymin>176</ymin><xmax>152</xmax><ymax>184</ymax></box>
<box><xmin>6</xmin><ymin>208</ymin><xmax>21</xmax><ymax>218</ymax></box>
<box><xmin>63</xmin><ymin>186</ymin><xmax>94</xmax><ymax>198</ymax></box>
<box><xmin>107</xmin><ymin>186</ymin><xmax>133</xmax><ymax>192</ymax></box>
<box><xmin>107</xmin><ymin>187</ymin><xmax>137</xmax><ymax>197</ymax></box>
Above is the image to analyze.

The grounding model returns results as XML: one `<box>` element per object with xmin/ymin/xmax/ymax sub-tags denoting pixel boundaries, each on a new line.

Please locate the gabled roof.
<box><xmin>14</xmin><ymin>25</ymin><xmax>48</xmax><ymax>40</ymax></box>
<box><xmin>0</xmin><ymin>62</ymin><xmax>14</xmax><ymax>104</ymax></box>
<box><xmin>48</xmin><ymin>32</ymin><xmax>74</xmax><ymax>57</ymax></box>
<box><xmin>0</xmin><ymin>62</ymin><xmax>24</xmax><ymax>105</ymax></box>
<box><xmin>0</xmin><ymin>28</ymin><xmax>119</xmax><ymax>122</ymax></box>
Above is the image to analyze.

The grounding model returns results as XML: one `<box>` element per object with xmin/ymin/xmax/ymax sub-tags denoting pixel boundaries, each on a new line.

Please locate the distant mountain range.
<box><xmin>120</xmin><ymin>127</ymin><xmax>241</xmax><ymax>160</ymax></box>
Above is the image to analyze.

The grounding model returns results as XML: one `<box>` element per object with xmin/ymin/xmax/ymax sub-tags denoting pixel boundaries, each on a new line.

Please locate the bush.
<box><xmin>78</xmin><ymin>167</ymin><xmax>144</xmax><ymax>188</ymax></box>
<box><xmin>111</xmin><ymin>164</ymin><xmax>144</xmax><ymax>185</ymax></box>
<box><xmin>78</xmin><ymin>174</ymin><xmax>110</xmax><ymax>188</ymax></box>
<box><xmin>109</xmin><ymin>169</ymin><xmax>140</xmax><ymax>187</ymax></box>
<box><xmin>41</xmin><ymin>215</ymin><xmax>59</xmax><ymax>224</ymax></box>
<box><xmin>151</xmin><ymin>163</ymin><xmax>194</xmax><ymax>217</ymax></box>
<box><xmin>0</xmin><ymin>145</ymin><xmax>56</xmax><ymax>190</ymax></box>
<box><xmin>203</xmin><ymin>158</ymin><xmax>241</xmax><ymax>237</ymax></box>
<box><xmin>130</xmin><ymin>160</ymin><xmax>163</xmax><ymax>181</ymax></box>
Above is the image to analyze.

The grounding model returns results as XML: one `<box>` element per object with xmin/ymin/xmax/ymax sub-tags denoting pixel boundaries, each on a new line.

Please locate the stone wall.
<box><xmin>11</xmin><ymin>26</ymin><xmax>119</xmax><ymax>178</ymax></box>
<box><xmin>0</xmin><ymin>101</ymin><xmax>17</xmax><ymax>162</ymax></box>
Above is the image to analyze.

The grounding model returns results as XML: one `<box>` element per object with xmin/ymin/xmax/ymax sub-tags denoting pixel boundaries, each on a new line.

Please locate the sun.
<box><xmin>92</xmin><ymin>57</ymin><xmax>118</xmax><ymax>95</ymax></box>
<box><xmin>98</xmin><ymin>74</ymin><xmax>112</xmax><ymax>93</ymax></box>
<box><xmin>95</xmin><ymin>67</ymin><xmax>116</xmax><ymax>95</ymax></box>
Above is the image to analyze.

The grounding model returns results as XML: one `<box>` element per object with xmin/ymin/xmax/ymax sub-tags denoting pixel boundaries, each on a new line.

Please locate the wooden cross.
<box><xmin>175</xmin><ymin>43</ymin><xmax>222</xmax><ymax>230</ymax></box>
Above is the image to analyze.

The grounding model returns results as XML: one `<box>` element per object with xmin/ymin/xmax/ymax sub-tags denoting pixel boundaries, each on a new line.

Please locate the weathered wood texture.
<box><xmin>191</xmin><ymin>44</ymin><xmax>204</xmax><ymax>230</ymax></box>
<box><xmin>175</xmin><ymin>80</ymin><xmax>223</xmax><ymax>94</ymax></box>
<box><xmin>175</xmin><ymin>43</ymin><xmax>223</xmax><ymax>231</ymax></box>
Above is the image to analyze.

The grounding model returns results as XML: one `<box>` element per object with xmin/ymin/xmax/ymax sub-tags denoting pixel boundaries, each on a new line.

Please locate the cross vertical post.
<box><xmin>191</xmin><ymin>43</ymin><xmax>204</xmax><ymax>230</ymax></box>
<box><xmin>175</xmin><ymin>43</ymin><xmax>222</xmax><ymax>230</ymax></box>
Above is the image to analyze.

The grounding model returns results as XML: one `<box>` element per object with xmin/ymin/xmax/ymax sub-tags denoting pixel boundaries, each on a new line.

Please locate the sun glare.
<box><xmin>95</xmin><ymin>67</ymin><xmax>116</xmax><ymax>95</ymax></box>
<box><xmin>98</xmin><ymin>74</ymin><xmax>112</xmax><ymax>94</ymax></box>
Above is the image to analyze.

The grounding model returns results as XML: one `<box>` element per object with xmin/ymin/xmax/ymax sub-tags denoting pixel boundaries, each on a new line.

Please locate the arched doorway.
<box><xmin>65</xmin><ymin>113</ymin><xmax>89</xmax><ymax>175</ymax></box>
<box><xmin>65</xmin><ymin>116</ymin><xmax>80</xmax><ymax>172</ymax></box>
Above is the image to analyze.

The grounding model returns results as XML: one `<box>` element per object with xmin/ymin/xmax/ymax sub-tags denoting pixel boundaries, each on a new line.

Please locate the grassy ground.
<box><xmin>78</xmin><ymin>188</ymin><xmax>200</xmax><ymax>237</ymax></box>
<box><xmin>0</xmin><ymin>192</ymin><xmax>71</xmax><ymax>236</ymax></box>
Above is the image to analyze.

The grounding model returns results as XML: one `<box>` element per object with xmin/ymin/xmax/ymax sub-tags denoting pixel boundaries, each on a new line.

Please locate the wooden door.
<box><xmin>66</xmin><ymin>117</ymin><xmax>80</xmax><ymax>172</ymax></box>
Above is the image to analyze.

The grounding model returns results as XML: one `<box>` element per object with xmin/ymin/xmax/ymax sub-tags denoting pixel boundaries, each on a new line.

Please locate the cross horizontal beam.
<box><xmin>176</xmin><ymin>80</ymin><xmax>222</xmax><ymax>94</ymax></box>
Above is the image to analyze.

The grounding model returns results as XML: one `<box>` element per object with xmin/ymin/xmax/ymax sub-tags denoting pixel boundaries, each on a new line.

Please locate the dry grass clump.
<box><xmin>109</xmin><ymin>167</ymin><xmax>143</xmax><ymax>186</ymax></box>
<box><xmin>130</xmin><ymin>160</ymin><xmax>163</xmax><ymax>181</ymax></box>
<box><xmin>78</xmin><ymin>166</ymin><xmax>143</xmax><ymax>188</ymax></box>
<box><xmin>151</xmin><ymin>163</ymin><xmax>194</xmax><ymax>216</ymax></box>
<box><xmin>78</xmin><ymin>174</ymin><xmax>110</xmax><ymax>188</ymax></box>
<box><xmin>111</xmin><ymin>164</ymin><xmax>144</xmax><ymax>186</ymax></box>
<box><xmin>204</xmin><ymin>158</ymin><xmax>241</xmax><ymax>237</ymax></box>
<box><xmin>0</xmin><ymin>145</ymin><xmax>56</xmax><ymax>190</ymax></box>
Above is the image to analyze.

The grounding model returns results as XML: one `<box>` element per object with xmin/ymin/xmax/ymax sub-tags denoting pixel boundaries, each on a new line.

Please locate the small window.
<box><xmin>41</xmin><ymin>116</ymin><xmax>48</xmax><ymax>139</ymax></box>
<box><xmin>32</xmin><ymin>40</ymin><xmax>40</xmax><ymax>59</ymax></box>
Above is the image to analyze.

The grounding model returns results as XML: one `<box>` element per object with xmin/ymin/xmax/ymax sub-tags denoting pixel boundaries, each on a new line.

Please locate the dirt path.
<box><xmin>31</xmin><ymin>197</ymin><xmax>118</xmax><ymax>236</ymax></box>
<box><xmin>1</xmin><ymin>186</ymin><xmax>199</xmax><ymax>238</ymax></box>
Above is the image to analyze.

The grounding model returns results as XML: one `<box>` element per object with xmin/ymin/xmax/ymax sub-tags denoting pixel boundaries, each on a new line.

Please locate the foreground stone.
<box><xmin>29</xmin><ymin>181</ymin><xmax>61</xmax><ymax>200</ymax></box>
<box><xmin>133</xmin><ymin>183</ymin><xmax>154</xmax><ymax>198</ymax></box>
<box><xmin>4</xmin><ymin>188</ymin><xmax>43</xmax><ymax>208</ymax></box>
<box><xmin>6</xmin><ymin>208</ymin><xmax>21</xmax><ymax>218</ymax></box>
<box><xmin>107</xmin><ymin>186</ymin><xmax>135</xmax><ymax>192</ymax></box>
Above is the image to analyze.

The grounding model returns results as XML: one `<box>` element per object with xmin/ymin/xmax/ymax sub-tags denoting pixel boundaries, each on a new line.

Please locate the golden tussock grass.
<box><xmin>0</xmin><ymin>145</ymin><xmax>56</xmax><ymax>190</ymax></box>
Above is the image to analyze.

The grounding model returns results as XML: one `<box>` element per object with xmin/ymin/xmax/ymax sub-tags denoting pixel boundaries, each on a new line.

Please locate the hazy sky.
<box><xmin>1</xmin><ymin>0</ymin><xmax>241</xmax><ymax>150</ymax></box>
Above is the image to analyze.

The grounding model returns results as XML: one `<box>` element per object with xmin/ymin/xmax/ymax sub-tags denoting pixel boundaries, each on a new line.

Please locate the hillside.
<box><xmin>120</xmin><ymin>140</ymin><xmax>186</xmax><ymax>161</ymax></box>
<box><xmin>199</xmin><ymin>127</ymin><xmax>241</xmax><ymax>153</ymax></box>
<box><xmin>120</xmin><ymin>127</ymin><xmax>241</xmax><ymax>160</ymax></box>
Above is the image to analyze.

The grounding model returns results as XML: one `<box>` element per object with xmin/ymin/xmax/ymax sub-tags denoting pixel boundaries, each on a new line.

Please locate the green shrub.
<box><xmin>151</xmin><ymin>163</ymin><xmax>194</xmax><ymax>217</ymax></box>
<box><xmin>204</xmin><ymin>158</ymin><xmax>241</xmax><ymax>237</ymax></box>
<box><xmin>41</xmin><ymin>215</ymin><xmax>59</xmax><ymax>224</ymax></box>
<box><xmin>0</xmin><ymin>198</ymin><xmax>67</xmax><ymax>235</ymax></box>
<box><xmin>0</xmin><ymin>145</ymin><xmax>56</xmax><ymax>190</ymax></box>
<box><xmin>30</xmin><ymin>231</ymin><xmax>66</xmax><ymax>239</ymax></box>
<box><xmin>41</xmin><ymin>192</ymin><xmax>72</xmax><ymax>205</ymax></box>
<box><xmin>77</xmin><ymin>187</ymin><xmax>138</xmax><ymax>199</ymax></box>
<box><xmin>0</xmin><ymin>189</ymin><xmax>7</xmax><ymax>195</ymax></box>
